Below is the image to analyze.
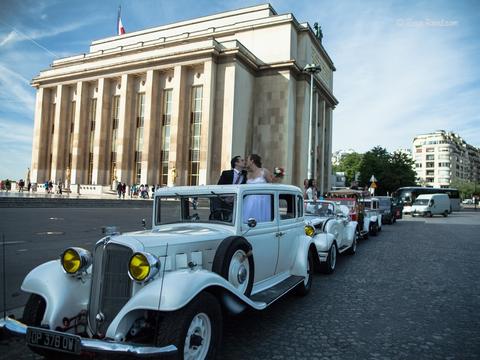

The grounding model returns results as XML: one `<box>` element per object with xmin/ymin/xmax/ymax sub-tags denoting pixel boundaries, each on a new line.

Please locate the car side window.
<box><xmin>297</xmin><ymin>195</ymin><xmax>303</xmax><ymax>217</ymax></box>
<box><xmin>279</xmin><ymin>194</ymin><xmax>296</xmax><ymax>220</ymax></box>
<box><xmin>243</xmin><ymin>194</ymin><xmax>274</xmax><ymax>223</ymax></box>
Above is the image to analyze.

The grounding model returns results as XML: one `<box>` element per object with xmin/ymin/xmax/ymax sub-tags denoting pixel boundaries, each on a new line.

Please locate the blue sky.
<box><xmin>0</xmin><ymin>0</ymin><xmax>479</xmax><ymax>180</ymax></box>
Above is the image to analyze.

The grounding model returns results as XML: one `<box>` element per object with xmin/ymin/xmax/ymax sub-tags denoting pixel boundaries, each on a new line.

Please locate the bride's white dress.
<box><xmin>243</xmin><ymin>170</ymin><xmax>272</xmax><ymax>223</ymax></box>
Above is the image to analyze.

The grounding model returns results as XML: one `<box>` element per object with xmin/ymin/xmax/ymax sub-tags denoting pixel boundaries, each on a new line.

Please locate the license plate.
<box><xmin>26</xmin><ymin>327</ymin><xmax>81</xmax><ymax>355</ymax></box>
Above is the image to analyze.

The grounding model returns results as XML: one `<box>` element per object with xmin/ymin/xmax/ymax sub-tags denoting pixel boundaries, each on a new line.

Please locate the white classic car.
<box><xmin>0</xmin><ymin>184</ymin><xmax>316</xmax><ymax>360</ymax></box>
<box><xmin>304</xmin><ymin>200</ymin><xmax>358</xmax><ymax>274</ymax></box>
<box><xmin>359</xmin><ymin>198</ymin><xmax>383</xmax><ymax>236</ymax></box>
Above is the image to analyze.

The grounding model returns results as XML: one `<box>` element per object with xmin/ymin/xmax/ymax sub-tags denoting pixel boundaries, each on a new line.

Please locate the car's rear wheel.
<box><xmin>155</xmin><ymin>292</ymin><xmax>222</xmax><ymax>360</ymax></box>
<box><xmin>321</xmin><ymin>242</ymin><xmax>337</xmax><ymax>274</ymax></box>
<box><xmin>346</xmin><ymin>234</ymin><xmax>357</xmax><ymax>255</ymax></box>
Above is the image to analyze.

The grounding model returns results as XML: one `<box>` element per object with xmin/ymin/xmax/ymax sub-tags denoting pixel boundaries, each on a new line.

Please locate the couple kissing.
<box><xmin>217</xmin><ymin>154</ymin><xmax>275</xmax><ymax>185</ymax></box>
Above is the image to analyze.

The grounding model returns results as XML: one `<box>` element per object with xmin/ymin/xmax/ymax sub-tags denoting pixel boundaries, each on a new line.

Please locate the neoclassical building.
<box><xmin>30</xmin><ymin>4</ymin><xmax>338</xmax><ymax>192</ymax></box>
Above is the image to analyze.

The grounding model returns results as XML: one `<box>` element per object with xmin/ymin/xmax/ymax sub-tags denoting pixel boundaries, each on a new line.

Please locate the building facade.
<box><xmin>30</xmin><ymin>4</ymin><xmax>338</xmax><ymax>191</ymax></box>
<box><xmin>412</xmin><ymin>130</ymin><xmax>480</xmax><ymax>188</ymax></box>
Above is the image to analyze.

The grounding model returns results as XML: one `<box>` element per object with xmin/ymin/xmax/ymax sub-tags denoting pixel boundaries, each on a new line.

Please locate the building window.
<box><xmin>134</xmin><ymin>93</ymin><xmax>145</xmax><ymax>184</ymax></box>
<box><xmin>415</xmin><ymin>163</ymin><xmax>422</xmax><ymax>168</ymax></box>
<box><xmin>416</xmin><ymin>148</ymin><xmax>422</xmax><ymax>153</ymax></box>
<box><xmin>160</xmin><ymin>89</ymin><xmax>173</xmax><ymax>186</ymax></box>
<box><xmin>438</xmin><ymin>162</ymin><xmax>449</xmax><ymax>167</ymax></box>
<box><xmin>426</xmin><ymin>147</ymin><xmax>434</xmax><ymax>153</ymax></box>
<box><xmin>426</xmin><ymin>154</ymin><xmax>435</xmax><ymax>160</ymax></box>
<box><xmin>110</xmin><ymin>95</ymin><xmax>120</xmax><ymax>183</ymax></box>
<box><xmin>426</xmin><ymin>170</ymin><xmax>434</xmax><ymax>176</ymax></box>
<box><xmin>68</xmin><ymin>101</ymin><xmax>76</xmax><ymax>171</ymax></box>
<box><xmin>87</xmin><ymin>98</ymin><xmax>97</xmax><ymax>183</ymax></box>
<box><xmin>426</xmin><ymin>162</ymin><xmax>435</xmax><ymax>168</ymax></box>
<box><xmin>188</xmin><ymin>86</ymin><xmax>203</xmax><ymax>186</ymax></box>
<box><xmin>426</xmin><ymin>177</ymin><xmax>434</xmax><ymax>182</ymax></box>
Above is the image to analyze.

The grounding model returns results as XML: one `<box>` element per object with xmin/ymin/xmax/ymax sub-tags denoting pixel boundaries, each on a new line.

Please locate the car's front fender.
<box><xmin>291</xmin><ymin>235</ymin><xmax>315</xmax><ymax>278</ymax></box>
<box><xmin>105</xmin><ymin>269</ymin><xmax>266</xmax><ymax>339</ymax></box>
<box><xmin>21</xmin><ymin>260</ymin><xmax>91</xmax><ymax>330</ymax></box>
<box><xmin>313</xmin><ymin>232</ymin><xmax>334</xmax><ymax>252</ymax></box>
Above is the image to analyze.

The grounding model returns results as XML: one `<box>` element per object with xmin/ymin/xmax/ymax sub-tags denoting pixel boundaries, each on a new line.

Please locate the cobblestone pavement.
<box><xmin>1</xmin><ymin>214</ymin><xmax>480</xmax><ymax>359</ymax></box>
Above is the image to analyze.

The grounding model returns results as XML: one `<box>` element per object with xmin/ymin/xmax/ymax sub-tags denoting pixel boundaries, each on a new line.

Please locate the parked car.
<box><xmin>359</xmin><ymin>198</ymin><xmax>382</xmax><ymax>236</ymax></box>
<box><xmin>325</xmin><ymin>196</ymin><xmax>369</xmax><ymax>240</ymax></box>
<box><xmin>412</xmin><ymin>193</ymin><xmax>450</xmax><ymax>217</ymax></box>
<box><xmin>304</xmin><ymin>200</ymin><xmax>358</xmax><ymax>274</ymax></box>
<box><xmin>377</xmin><ymin>196</ymin><xmax>396</xmax><ymax>225</ymax></box>
<box><xmin>462</xmin><ymin>199</ymin><xmax>473</xmax><ymax>205</ymax></box>
<box><xmin>0</xmin><ymin>184</ymin><xmax>316</xmax><ymax>360</ymax></box>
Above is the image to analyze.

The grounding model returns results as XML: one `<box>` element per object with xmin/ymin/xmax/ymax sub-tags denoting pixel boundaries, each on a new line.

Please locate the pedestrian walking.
<box><xmin>117</xmin><ymin>181</ymin><xmax>123</xmax><ymax>199</ymax></box>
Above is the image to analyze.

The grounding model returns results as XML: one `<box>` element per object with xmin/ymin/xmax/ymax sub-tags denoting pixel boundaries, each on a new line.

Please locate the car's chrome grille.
<box><xmin>88</xmin><ymin>242</ymin><xmax>132</xmax><ymax>336</ymax></box>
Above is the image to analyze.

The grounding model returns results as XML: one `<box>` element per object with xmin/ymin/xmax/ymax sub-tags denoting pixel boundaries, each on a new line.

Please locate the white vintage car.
<box><xmin>304</xmin><ymin>200</ymin><xmax>358</xmax><ymax>274</ymax></box>
<box><xmin>0</xmin><ymin>184</ymin><xmax>316</xmax><ymax>360</ymax></box>
<box><xmin>359</xmin><ymin>198</ymin><xmax>383</xmax><ymax>236</ymax></box>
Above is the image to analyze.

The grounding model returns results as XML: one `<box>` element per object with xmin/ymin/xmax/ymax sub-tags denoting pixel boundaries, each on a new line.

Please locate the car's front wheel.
<box><xmin>321</xmin><ymin>242</ymin><xmax>337</xmax><ymax>274</ymax></box>
<box><xmin>295</xmin><ymin>249</ymin><xmax>314</xmax><ymax>296</ymax></box>
<box><xmin>370</xmin><ymin>223</ymin><xmax>378</xmax><ymax>236</ymax></box>
<box><xmin>155</xmin><ymin>292</ymin><xmax>222</xmax><ymax>360</ymax></box>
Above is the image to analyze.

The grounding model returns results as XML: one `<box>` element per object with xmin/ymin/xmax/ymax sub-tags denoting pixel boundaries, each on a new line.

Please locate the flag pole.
<box><xmin>117</xmin><ymin>5</ymin><xmax>121</xmax><ymax>35</ymax></box>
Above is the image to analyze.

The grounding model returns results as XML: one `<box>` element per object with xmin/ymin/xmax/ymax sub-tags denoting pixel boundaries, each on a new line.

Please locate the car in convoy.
<box><xmin>0</xmin><ymin>184</ymin><xmax>316</xmax><ymax>360</ymax></box>
<box><xmin>412</xmin><ymin>193</ymin><xmax>450</xmax><ymax>217</ymax></box>
<box><xmin>359</xmin><ymin>198</ymin><xmax>382</xmax><ymax>236</ymax></box>
<box><xmin>304</xmin><ymin>200</ymin><xmax>358</xmax><ymax>274</ymax></box>
<box><xmin>377</xmin><ymin>196</ymin><xmax>396</xmax><ymax>225</ymax></box>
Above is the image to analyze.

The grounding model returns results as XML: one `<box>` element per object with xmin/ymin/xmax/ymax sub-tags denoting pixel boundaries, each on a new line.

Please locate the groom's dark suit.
<box><xmin>217</xmin><ymin>169</ymin><xmax>247</xmax><ymax>185</ymax></box>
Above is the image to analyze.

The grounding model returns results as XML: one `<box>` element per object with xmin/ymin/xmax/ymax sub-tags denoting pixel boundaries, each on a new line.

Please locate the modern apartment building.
<box><xmin>29</xmin><ymin>4</ymin><xmax>338</xmax><ymax>192</ymax></box>
<box><xmin>412</xmin><ymin>130</ymin><xmax>480</xmax><ymax>188</ymax></box>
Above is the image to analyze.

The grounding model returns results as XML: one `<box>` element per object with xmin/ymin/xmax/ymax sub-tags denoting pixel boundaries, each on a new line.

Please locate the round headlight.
<box><xmin>304</xmin><ymin>225</ymin><xmax>315</xmax><ymax>237</ymax></box>
<box><xmin>61</xmin><ymin>247</ymin><xmax>92</xmax><ymax>275</ymax></box>
<box><xmin>128</xmin><ymin>252</ymin><xmax>160</xmax><ymax>283</ymax></box>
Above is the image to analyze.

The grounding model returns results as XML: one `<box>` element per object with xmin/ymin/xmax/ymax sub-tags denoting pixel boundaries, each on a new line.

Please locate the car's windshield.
<box><xmin>327</xmin><ymin>198</ymin><xmax>356</xmax><ymax>209</ymax></box>
<box><xmin>305</xmin><ymin>202</ymin><xmax>334</xmax><ymax>217</ymax></box>
<box><xmin>414</xmin><ymin>198</ymin><xmax>429</xmax><ymax>205</ymax></box>
<box><xmin>155</xmin><ymin>194</ymin><xmax>236</xmax><ymax>225</ymax></box>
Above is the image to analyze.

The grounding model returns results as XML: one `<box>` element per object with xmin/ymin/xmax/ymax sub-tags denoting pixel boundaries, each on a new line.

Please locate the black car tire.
<box><xmin>295</xmin><ymin>249</ymin><xmax>314</xmax><ymax>296</ymax></box>
<box><xmin>155</xmin><ymin>292</ymin><xmax>222</xmax><ymax>360</ymax></box>
<box><xmin>321</xmin><ymin>242</ymin><xmax>337</xmax><ymax>274</ymax></box>
<box><xmin>346</xmin><ymin>236</ymin><xmax>357</xmax><ymax>255</ymax></box>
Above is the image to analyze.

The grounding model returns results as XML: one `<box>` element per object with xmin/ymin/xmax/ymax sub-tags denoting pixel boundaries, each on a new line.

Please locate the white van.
<box><xmin>411</xmin><ymin>194</ymin><xmax>450</xmax><ymax>217</ymax></box>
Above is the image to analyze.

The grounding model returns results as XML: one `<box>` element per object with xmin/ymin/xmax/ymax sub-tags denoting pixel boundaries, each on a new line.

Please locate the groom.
<box><xmin>217</xmin><ymin>156</ymin><xmax>247</xmax><ymax>185</ymax></box>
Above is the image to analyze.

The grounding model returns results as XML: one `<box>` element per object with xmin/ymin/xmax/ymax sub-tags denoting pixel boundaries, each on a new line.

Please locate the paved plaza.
<box><xmin>1</xmin><ymin>208</ymin><xmax>479</xmax><ymax>359</ymax></box>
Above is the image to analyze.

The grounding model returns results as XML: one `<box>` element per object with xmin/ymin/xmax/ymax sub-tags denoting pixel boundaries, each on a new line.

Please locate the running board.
<box><xmin>250</xmin><ymin>275</ymin><xmax>304</xmax><ymax>306</ymax></box>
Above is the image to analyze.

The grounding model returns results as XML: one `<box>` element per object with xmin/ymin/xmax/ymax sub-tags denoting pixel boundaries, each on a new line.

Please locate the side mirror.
<box><xmin>247</xmin><ymin>218</ymin><xmax>257</xmax><ymax>228</ymax></box>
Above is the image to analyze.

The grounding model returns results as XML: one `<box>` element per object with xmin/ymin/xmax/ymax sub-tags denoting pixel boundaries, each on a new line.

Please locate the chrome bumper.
<box><xmin>0</xmin><ymin>317</ymin><xmax>177</xmax><ymax>357</ymax></box>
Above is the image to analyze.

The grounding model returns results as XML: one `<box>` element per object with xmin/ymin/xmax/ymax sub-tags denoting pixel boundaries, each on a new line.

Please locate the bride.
<box><xmin>242</xmin><ymin>154</ymin><xmax>274</xmax><ymax>223</ymax></box>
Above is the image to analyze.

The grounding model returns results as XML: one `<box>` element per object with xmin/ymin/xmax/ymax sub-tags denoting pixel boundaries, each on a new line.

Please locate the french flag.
<box><xmin>117</xmin><ymin>6</ymin><xmax>126</xmax><ymax>35</ymax></box>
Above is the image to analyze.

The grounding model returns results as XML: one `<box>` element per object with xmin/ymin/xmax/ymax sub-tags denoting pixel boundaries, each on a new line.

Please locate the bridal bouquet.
<box><xmin>274</xmin><ymin>167</ymin><xmax>285</xmax><ymax>179</ymax></box>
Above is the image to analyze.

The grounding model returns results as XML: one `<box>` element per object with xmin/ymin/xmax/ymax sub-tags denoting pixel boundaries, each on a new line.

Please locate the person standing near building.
<box><xmin>217</xmin><ymin>156</ymin><xmax>247</xmax><ymax>185</ymax></box>
<box><xmin>117</xmin><ymin>181</ymin><xmax>122</xmax><ymax>199</ymax></box>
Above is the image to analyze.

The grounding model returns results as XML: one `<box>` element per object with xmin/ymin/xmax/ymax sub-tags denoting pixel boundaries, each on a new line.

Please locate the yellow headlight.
<box><xmin>304</xmin><ymin>225</ymin><xmax>315</xmax><ymax>237</ymax></box>
<box><xmin>129</xmin><ymin>253</ymin><xmax>150</xmax><ymax>282</ymax></box>
<box><xmin>61</xmin><ymin>247</ymin><xmax>92</xmax><ymax>275</ymax></box>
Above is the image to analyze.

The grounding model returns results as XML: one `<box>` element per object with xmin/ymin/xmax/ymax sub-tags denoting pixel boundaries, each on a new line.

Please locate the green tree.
<box><xmin>358</xmin><ymin>146</ymin><xmax>416</xmax><ymax>195</ymax></box>
<box><xmin>450</xmin><ymin>179</ymin><xmax>479</xmax><ymax>199</ymax></box>
<box><xmin>334</xmin><ymin>152</ymin><xmax>363</xmax><ymax>185</ymax></box>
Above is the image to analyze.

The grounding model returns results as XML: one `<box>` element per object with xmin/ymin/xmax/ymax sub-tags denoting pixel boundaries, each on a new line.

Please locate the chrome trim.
<box><xmin>0</xmin><ymin>317</ymin><xmax>177</xmax><ymax>357</ymax></box>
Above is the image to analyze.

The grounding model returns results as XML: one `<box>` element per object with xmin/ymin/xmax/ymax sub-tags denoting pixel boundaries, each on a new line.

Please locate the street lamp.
<box><xmin>303</xmin><ymin>63</ymin><xmax>322</xmax><ymax>181</ymax></box>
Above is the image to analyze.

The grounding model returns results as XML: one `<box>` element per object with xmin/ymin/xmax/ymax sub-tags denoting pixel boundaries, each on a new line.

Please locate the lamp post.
<box><xmin>303</xmin><ymin>63</ymin><xmax>322</xmax><ymax>181</ymax></box>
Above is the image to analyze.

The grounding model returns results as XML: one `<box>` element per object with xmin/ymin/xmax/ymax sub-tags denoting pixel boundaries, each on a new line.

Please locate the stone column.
<box><xmin>317</xmin><ymin>98</ymin><xmax>326</xmax><ymax>194</ymax></box>
<box><xmin>116</xmin><ymin>74</ymin><xmax>135</xmax><ymax>185</ymax></box>
<box><xmin>169</xmin><ymin>65</ymin><xmax>187</xmax><ymax>186</ymax></box>
<box><xmin>141</xmin><ymin>70</ymin><xmax>160</xmax><ymax>185</ymax></box>
<box><xmin>50</xmin><ymin>84</ymin><xmax>69</xmax><ymax>183</ymax></box>
<box><xmin>200</xmin><ymin>59</ymin><xmax>216</xmax><ymax>185</ymax></box>
<box><xmin>31</xmin><ymin>87</ymin><xmax>51</xmax><ymax>183</ymax></box>
<box><xmin>92</xmin><ymin>78</ymin><xmax>111</xmax><ymax>185</ymax></box>
<box><xmin>70</xmin><ymin>82</ymin><xmax>89</xmax><ymax>185</ymax></box>
<box><xmin>325</xmin><ymin>106</ymin><xmax>333</xmax><ymax>191</ymax></box>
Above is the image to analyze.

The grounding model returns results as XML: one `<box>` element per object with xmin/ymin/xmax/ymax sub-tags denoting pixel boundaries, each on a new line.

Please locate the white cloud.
<box><xmin>0</xmin><ymin>63</ymin><xmax>35</xmax><ymax>116</ymax></box>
